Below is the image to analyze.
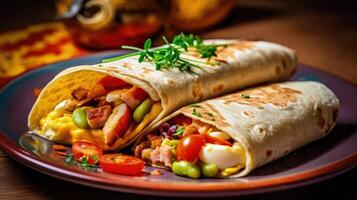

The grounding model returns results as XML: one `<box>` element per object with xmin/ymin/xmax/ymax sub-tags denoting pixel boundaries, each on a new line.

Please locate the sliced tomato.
<box><xmin>99</xmin><ymin>154</ymin><xmax>144</xmax><ymax>175</ymax></box>
<box><xmin>176</xmin><ymin>134</ymin><xmax>205</xmax><ymax>163</ymax></box>
<box><xmin>103</xmin><ymin>103</ymin><xmax>132</xmax><ymax>146</ymax></box>
<box><xmin>72</xmin><ymin>141</ymin><xmax>103</xmax><ymax>165</ymax></box>
<box><xmin>121</xmin><ymin>86</ymin><xmax>148</xmax><ymax>109</ymax></box>
<box><xmin>99</xmin><ymin>76</ymin><xmax>129</xmax><ymax>88</ymax></box>
<box><xmin>205</xmin><ymin>134</ymin><xmax>232</xmax><ymax>146</ymax></box>
<box><xmin>170</xmin><ymin>114</ymin><xmax>192</xmax><ymax>126</ymax></box>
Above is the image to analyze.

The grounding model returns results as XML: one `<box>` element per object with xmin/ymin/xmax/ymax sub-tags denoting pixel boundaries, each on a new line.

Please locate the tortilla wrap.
<box><xmin>28</xmin><ymin>39</ymin><xmax>296</xmax><ymax>150</ymax></box>
<box><xmin>141</xmin><ymin>81</ymin><xmax>339</xmax><ymax>177</ymax></box>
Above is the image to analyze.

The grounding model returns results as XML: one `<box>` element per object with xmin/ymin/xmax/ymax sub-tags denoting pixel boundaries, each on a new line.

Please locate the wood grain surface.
<box><xmin>0</xmin><ymin>1</ymin><xmax>356</xmax><ymax>199</ymax></box>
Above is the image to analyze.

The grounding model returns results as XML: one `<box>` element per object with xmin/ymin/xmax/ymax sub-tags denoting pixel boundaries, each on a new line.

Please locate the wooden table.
<box><xmin>0</xmin><ymin>2</ymin><xmax>356</xmax><ymax>199</ymax></box>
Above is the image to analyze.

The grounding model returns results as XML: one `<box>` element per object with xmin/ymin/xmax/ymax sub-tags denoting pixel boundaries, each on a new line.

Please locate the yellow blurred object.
<box><xmin>0</xmin><ymin>22</ymin><xmax>87</xmax><ymax>78</ymax></box>
<box><xmin>169</xmin><ymin>0</ymin><xmax>236</xmax><ymax>31</ymax></box>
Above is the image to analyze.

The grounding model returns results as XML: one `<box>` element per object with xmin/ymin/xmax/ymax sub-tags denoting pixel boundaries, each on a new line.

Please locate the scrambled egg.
<box><xmin>40</xmin><ymin>110</ymin><xmax>105</xmax><ymax>147</ymax></box>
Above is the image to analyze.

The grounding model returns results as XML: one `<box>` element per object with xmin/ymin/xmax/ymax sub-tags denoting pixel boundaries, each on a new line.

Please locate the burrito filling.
<box><xmin>135</xmin><ymin>114</ymin><xmax>246</xmax><ymax>178</ymax></box>
<box><xmin>39</xmin><ymin>75</ymin><xmax>162</xmax><ymax>149</ymax></box>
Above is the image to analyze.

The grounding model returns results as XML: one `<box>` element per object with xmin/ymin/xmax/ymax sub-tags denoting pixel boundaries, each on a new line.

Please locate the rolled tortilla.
<box><xmin>28</xmin><ymin>39</ymin><xmax>296</xmax><ymax>150</ymax></box>
<box><xmin>138</xmin><ymin>81</ymin><xmax>339</xmax><ymax>177</ymax></box>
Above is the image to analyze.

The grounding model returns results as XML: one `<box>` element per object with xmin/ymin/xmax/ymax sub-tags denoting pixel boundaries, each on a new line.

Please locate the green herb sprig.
<box><xmin>241</xmin><ymin>94</ymin><xmax>250</xmax><ymax>99</ymax></box>
<box><xmin>173</xmin><ymin>127</ymin><xmax>185</xmax><ymax>136</ymax></box>
<box><xmin>102</xmin><ymin>33</ymin><xmax>225</xmax><ymax>73</ymax></box>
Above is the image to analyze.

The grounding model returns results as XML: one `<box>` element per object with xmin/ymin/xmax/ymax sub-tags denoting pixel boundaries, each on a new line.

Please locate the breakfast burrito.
<box><xmin>134</xmin><ymin>81</ymin><xmax>339</xmax><ymax>178</ymax></box>
<box><xmin>28</xmin><ymin>39</ymin><xmax>296</xmax><ymax>151</ymax></box>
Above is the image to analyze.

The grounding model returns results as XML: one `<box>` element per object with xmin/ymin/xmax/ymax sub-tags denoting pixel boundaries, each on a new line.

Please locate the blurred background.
<box><xmin>0</xmin><ymin>0</ymin><xmax>356</xmax><ymax>86</ymax></box>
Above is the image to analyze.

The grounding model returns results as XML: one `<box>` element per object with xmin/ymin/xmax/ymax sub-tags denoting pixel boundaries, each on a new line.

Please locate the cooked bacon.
<box><xmin>147</xmin><ymin>134</ymin><xmax>163</xmax><ymax>148</ymax></box>
<box><xmin>71</xmin><ymin>87</ymin><xmax>89</xmax><ymax>100</ymax></box>
<box><xmin>86</xmin><ymin>105</ymin><xmax>113</xmax><ymax>129</ymax></box>
<box><xmin>141</xmin><ymin>148</ymin><xmax>153</xmax><ymax>161</ymax></box>
<box><xmin>150</xmin><ymin>146</ymin><xmax>161</xmax><ymax>164</ymax></box>
<box><xmin>134</xmin><ymin>141</ymin><xmax>150</xmax><ymax>157</ymax></box>
<box><xmin>159</xmin><ymin>146</ymin><xmax>173</xmax><ymax>167</ymax></box>
<box><xmin>183</xmin><ymin>124</ymin><xmax>198</xmax><ymax>137</ymax></box>
<box><xmin>149</xmin><ymin>146</ymin><xmax>173</xmax><ymax>167</ymax></box>
<box><xmin>121</xmin><ymin>86</ymin><xmax>148</xmax><ymax>109</ymax></box>
<box><xmin>64</xmin><ymin>99</ymin><xmax>78</xmax><ymax>111</ymax></box>
<box><xmin>94</xmin><ymin>96</ymin><xmax>109</xmax><ymax>107</ymax></box>
<box><xmin>88</xmin><ymin>84</ymin><xmax>107</xmax><ymax>99</ymax></box>
<box><xmin>192</xmin><ymin>119</ymin><xmax>211</xmax><ymax>134</ymax></box>
<box><xmin>106</xmin><ymin>89</ymin><xmax>126</xmax><ymax>106</ymax></box>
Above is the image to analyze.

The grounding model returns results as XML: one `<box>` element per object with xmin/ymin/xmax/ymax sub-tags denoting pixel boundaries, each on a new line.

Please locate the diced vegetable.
<box><xmin>88</xmin><ymin>84</ymin><xmax>107</xmax><ymax>99</ymax></box>
<box><xmin>71</xmin><ymin>87</ymin><xmax>89</xmax><ymax>100</ymax></box>
<box><xmin>99</xmin><ymin>76</ymin><xmax>129</xmax><ymax>88</ymax></box>
<box><xmin>159</xmin><ymin>123</ymin><xmax>170</xmax><ymax>136</ymax></box>
<box><xmin>121</xmin><ymin>86</ymin><xmax>148</xmax><ymax>109</ymax></box>
<box><xmin>176</xmin><ymin>134</ymin><xmax>205</xmax><ymax>163</ymax></box>
<box><xmin>201</xmin><ymin>163</ymin><xmax>219</xmax><ymax>178</ymax></box>
<box><xmin>103</xmin><ymin>103</ymin><xmax>132</xmax><ymax>145</ymax></box>
<box><xmin>182</xmin><ymin>124</ymin><xmax>198</xmax><ymax>137</ymax></box>
<box><xmin>133</xmin><ymin>98</ymin><xmax>153</xmax><ymax>123</ymax></box>
<box><xmin>208</xmin><ymin>131</ymin><xmax>231</xmax><ymax>140</ymax></box>
<box><xmin>99</xmin><ymin>154</ymin><xmax>144</xmax><ymax>175</ymax></box>
<box><xmin>172</xmin><ymin>161</ymin><xmax>201</xmax><ymax>179</ymax></box>
<box><xmin>170</xmin><ymin>114</ymin><xmax>192</xmax><ymax>125</ymax></box>
<box><xmin>72</xmin><ymin>141</ymin><xmax>103</xmax><ymax>165</ymax></box>
<box><xmin>72</xmin><ymin>107</ymin><xmax>88</xmax><ymax>129</ymax></box>
<box><xmin>206</xmin><ymin>134</ymin><xmax>232</xmax><ymax>146</ymax></box>
<box><xmin>105</xmin><ymin>89</ymin><xmax>126</xmax><ymax>106</ymax></box>
<box><xmin>86</xmin><ymin>105</ymin><xmax>112</xmax><ymax>129</ymax></box>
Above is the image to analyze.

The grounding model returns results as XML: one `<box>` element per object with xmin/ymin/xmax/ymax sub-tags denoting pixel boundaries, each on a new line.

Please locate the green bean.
<box><xmin>133</xmin><ymin>98</ymin><xmax>153</xmax><ymax>123</ymax></box>
<box><xmin>172</xmin><ymin>161</ymin><xmax>201</xmax><ymax>179</ymax></box>
<box><xmin>201</xmin><ymin>163</ymin><xmax>219</xmax><ymax>178</ymax></box>
<box><xmin>72</xmin><ymin>107</ymin><xmax>88</xmax><ymax>129</ymax></box>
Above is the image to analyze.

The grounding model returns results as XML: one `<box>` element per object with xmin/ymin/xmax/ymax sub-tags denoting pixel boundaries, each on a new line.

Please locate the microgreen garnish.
<box><xmin>173</xmin><ymin>127</ymin><xmax>185</xmax><ymax>136</ymax></box>
<box><xmin>205</xmin><ymin>112</ymin><xmax>214</xmax><ymax>117</ymax></box>
<box><xmin>102</xmin><ymin>33</ymin><xmax>227</xmax><ymax>73</ymax></box>
<box><xmin>241</xmin><ymin>94</ymin><xmax>250</xmax><ymax>98</ymax></box>
<box><xmin>79</xmin><ymin>157</ymin><xmax>98</xmax><ymax>169</ymax></box>
<box><xmin>190</xmin><ymin>103</ymin><xmax>202</xmax><ymax>108</ymax></box>
<box><xmin>64</xmin><ymin>154</ymin><xmax>75</xmax><ymax>164</ymax></box>
<box><xmin>192</xmin><ymin>108</ymin><xmax>202</xmax><ymax>117</ymax></box>
<box><xmin>64</xmin><ymin>154</ymin><xmax>98</xmax><ymax>169</ymax></box>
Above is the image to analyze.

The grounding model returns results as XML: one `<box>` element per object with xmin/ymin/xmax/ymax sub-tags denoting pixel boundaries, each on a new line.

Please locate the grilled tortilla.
<box><xmin>28</xmin><ymin>39</ymin><xmax>296</xmax><ymax>150</ymax></box>
<box><xmin>136</xmin><ymin>81</ymin><xmax>339</xmax><ymax>177</ymax></box>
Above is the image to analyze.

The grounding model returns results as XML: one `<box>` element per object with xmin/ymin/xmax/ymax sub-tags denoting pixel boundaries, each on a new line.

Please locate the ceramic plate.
<box><xmin>0</xmin><ymin>52</ymin><xmax>356</xmax><ymax>197</ymax></box>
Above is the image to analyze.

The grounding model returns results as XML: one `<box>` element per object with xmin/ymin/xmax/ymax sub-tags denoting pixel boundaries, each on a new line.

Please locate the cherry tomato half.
<box><xmin>72</xmin><ymin>141</ymin><xmax>103</xmax><ymax>165</ymax></box>
<box><xmin>205</xmin><ymin>134</ymin><xmax>232</xmax><ymax>146</ymax></box>
<box><xmin>99</xmin><ymin>154</ymin><xmax>144</xmax><ymax>175</ymax></box>
<box><xmin>99</xmin><ymin>76</ymin><xmax>129</xmax><ymax>88</ymax></box>
<box><xmin>176</xmin><ymin>134</ymin><xmax>206</xmax><ymax>163</ymax></box>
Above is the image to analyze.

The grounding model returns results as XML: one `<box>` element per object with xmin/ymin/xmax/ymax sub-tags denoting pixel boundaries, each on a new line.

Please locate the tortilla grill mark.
<box><xmin>142</xmin><ymin>67</ymin><xmax>154</xmax><ymax>73</ymax></box>
<box><xmin>243</xmin><ymin>111</ymin><xmax>255</xmax><ymax>118</ymax></box>
<box><xmin>202</xmin><ymin>103</ymin><xmax>230</xmax><ymax>127</ymax></box>
<box><xmin>215</xmin><ymin>41</ymin><xmax>254</xmax><ymax>62</ymax></box>
<box><xmin>316</xmin><ymin>107</ymin><xmax>326</xmax><ymax>130</ymax></box>
<box><xmin>275</xmin><ymin>66</ymin><xmax>282</xmax><ymax>75</ymax></box>
<box><xmin>222</xmin><ymin>84</ymin><xmax>302</xmax><ymax>108</ymax></box>
<box><xmin>122</xmin><ymin>62</ymin><xmax>133</xmax><ymax>70</ymax></box>
<box><xmin>192</xmin><ymin>80</ymin><xmax>204</xmax><ymax>101</ymax></box>
<box><xmin>212</xmin><ymin>83</ymin><xmax>224</xmax><ymax>93</ymax></box>
<box><xmin>266</xmin><ymin>150</ymin><xmax>273</xmax><ymax>158</ymax></box>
